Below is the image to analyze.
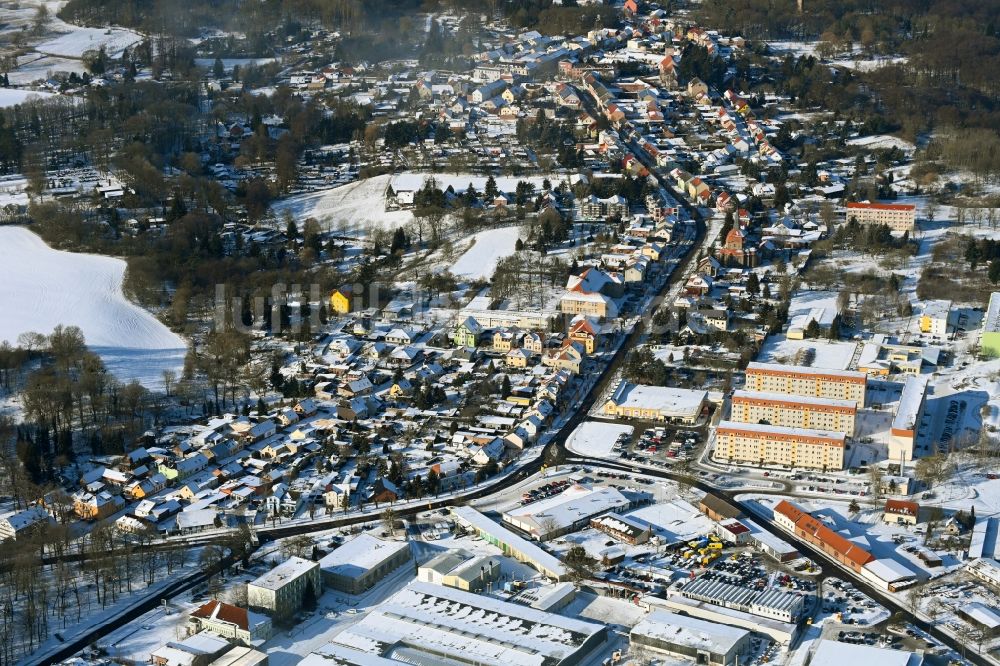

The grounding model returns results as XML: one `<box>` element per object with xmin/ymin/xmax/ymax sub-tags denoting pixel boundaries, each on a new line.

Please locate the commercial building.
<box><xmin>247</xmin><ymin>556</ymin><xmax>321</xmax><ymax>619</ymax></box>
<box><xmin>967</xmin><ymin>558</ymin><xmax>1000</xmax><ymax>590</ymax></box>
<box><xmin>503</xmin><ymin>483</ymin><xmax>632</xmax><ymax>541</ymax></box>
<box><xmin>678</xmin><ymin>575</ymin><xmax>806</xmax><ymax>623</ymax></box>
<box><xmin>451</xmin><ymin>506</ymin><xmax>567</xmax><ymax>580</ymax></box>
<box><xmin>699</xmin><ymin>495</ymin><xmax>744</xmax><ymax>522</ymax></box>
<box><xmin>630</xmin><ymin>609</ymin><xmax>751</xmax><ymax>666</ymax></box>
<box><xmin>809</xmin><ymin>639</ymin><xmax>923</xmax><ymax>666</ymax></box>
<box><xmin>744</xmin><ymin>362</ymin><xmax>866</xmax><ymax>403</ymax></box>
<box><xmin>602</xmin><ymin>382</ymin><xmax>707</xmax><ymax>424</ymax></box>
<box><xmin>188</xmin><ymin>600</ymin><xmax>273</xmax><ymax>643</ymax></box>
<box><xmin>716</xmin><ymin>421</ymin><xmax>846</xmax><ymax>471</ymax></box>
<box><xmin>730</xmin><ymin>390</ymin><xmax>857</xmax><ymax>435</ymax></box>
<box><xmin>417</xmin><ymin>549</ymin><xmax>501</xmax><ymax>592</ymax></box>
<box><xmin>320</xmin><ymin>581</ymin><xmax>607</xmax><ymax>665</ymax></box>
<box><xmin>654</xmin><ymin>596</ymin><xmax>798</xmax><ymax>645</ymax></box>
<box><xmin>983</xmin><ymin>292</ymin><xmax>1000</xmax><ymax>358</ymax></box>
<box><xmin>845</xmin><ymin>201</ymin><xmax>916</xmax><ymax>232</ymax></box>
<box><xmin>919</xmin><ymin>300</ymin><xmax>952</xmax><ymax>336</ymax></box>
<box><xmin>590</xmin><ymin>512</ymin><xmax>651</xmax><ymax>545</ymax></box>
<box><xmin>889</xmin><ymin>375</ymin><xmax>928</xmax><ymax>462</ymax></box>
<box><xmin>774</xmin><ymin>501</ymin><xmax>874</xmax><ymax>574</ymax></box>
<box><xmin>958</xmin><ymin>603</ymin><xmax>1000</xmax><ymax>637</ymax></box>
<box><xmin>318</xmin><ymin>534</ymin><xmax>412</xmax><ymax>595</ymax></box>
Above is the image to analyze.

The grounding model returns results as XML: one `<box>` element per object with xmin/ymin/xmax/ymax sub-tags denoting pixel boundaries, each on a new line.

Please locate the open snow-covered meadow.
<box><xmin>271</xmin><ymin>174</ymin><xmax>413</xmax><ymax>235</ymax></box>
<box><xmin>0</xmin><ymin>226</ymin><xmax>185</xmax><ymax>387</ymax></box>
<box><xmin>566</xmin><ymin>421</ymin><xmax>633</xmax><ymax>457</ymax></box>
<box><xmin>449</xmin><ymin>226</ymin><xmax>522</xmax><ymax>280</ymax></box>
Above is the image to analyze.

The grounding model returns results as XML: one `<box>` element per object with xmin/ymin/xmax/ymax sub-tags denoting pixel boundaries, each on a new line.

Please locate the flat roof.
<box><xmin>985</xmin><ymin>293</ymin><xmax>1000</xmax><ymax>334</ymax></box>
<box><xmin>318</xmin><ymin>534</ymin><xmax>410</xmax><ymax>579</ymax></box>
<box><xmin>970</xmin><ymin>517</ymin><xmax>1000</xmax><ymax>560</ymax></box>
<box><xmin>327</xmin><ymin>581</ymin><xmax>604</xmax><ymax>666</ymax></box>
<box><xmin>717</xmin><ymin>420</ymin><xmax>846</xmax><ymax>446</ymax></box>
<box><xmin>249</xmin><ymin>556</ymin><xmax>317</xmax><ymax>591</ymax></box>
<box><xmin>608</xmin><ymin>382</ymin><xmax>707</xmax><ymax>417</ymax></box>
<box><xmin>809</xmin><ymin>639</ymin><xmax>921</xmax><ymax>666</ymax></box>
<box><xmin>893</xmin><ymin>375</ymin><xmax>928</xmax><ymax>432</ymax></box>
<box><xmin>505</xmin><ymin>483</ymin><xmax>630</xmax><ymax>533</ymax></box>
<box><xmin>964</xmin><ymin>602</ymin><xmax>1000</xmax><ymax>629</ymax></box>
<box><xmin>745</xmin><ymin>361</ymin><xmax>867</xmax><ymax>383</ymax></box>
<box><xmin>451</xmin><ymin>506</ymin><xmax>566</xmax><ymax>577</ymax></box>
<box><xmin>732</xmin><ymin>390</ymin><xmax>857</xmax><ymax>411</ymax></box>
<box><xmin>631</xmin><ymin>609</ymin><xmax>749</xmax><ymax>654</ymax></box>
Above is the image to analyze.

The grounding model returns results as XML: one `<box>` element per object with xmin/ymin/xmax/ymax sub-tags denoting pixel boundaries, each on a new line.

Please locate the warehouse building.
<box><xmin>845</xmin><ymin>201</ymin><xmax>916</xmax><ymax>232</ymax></box>
<box><xmin>503</xmin><ymin>483</ymin><xmax>633</xmax><ymax>541</ymax></box>
<box><xmin>730</xmin><ymin>390</ymin><xmax>857</xmax><ymax>436</ymax></box>
<box><xmin>716</xmin><ymin>421</ymin><xmax>846</xmax><ymax>471</ymax></box>
<box><xmin>678</xmin><ymin>575</ymin><xmax>806</xmax><ymax>623</ymax></box>
<box><xmin>318</xmin><ymin>534</ymin><xmax>412</xmax><ymax>594</ymax></box>
<box><xmin>417</xmin><ymin>549</ymin><xmax>501</xmax><ymax>592</ymax></box>
<box><xmin>321</xmin><ymin>581</ymin><xmax>607</xmax><ymax>665</ymax></box>
<box><xmin>590</xmin><ymin>512</ymin><xmax>651</xmax><ymax>545</ymax></box>
<box><xmin>744</xmin><ymin>362</ymin><xmax>866</xmax><ymax>403</ymax></box>
<box><xmin>602</xmin><ymin>382</ymin><xmax>708</xmax><ymax>424</ymax></box>
<box><xmin>968</xmin><ymin>558</ymin><xmax>1000</xmax><ymax>590</ymax></box>
<box><xmin>630</xmin><ymin>609</ymin><xmax>751</xmax><ymax>666</ymax></box>
<box><xmin>451</xmin><ymin>506</ymin><xmax>567</xmax><ymax>580</ymax></box>
<box><xmin>653</xmin><ymin>596</ymin><xmax>799</xmax><ymax>645</ymax></box>
<box><xmin>809</xmin><ymin>639</ymin><xmax>923</xmax><ymax>666</ymax></box>
<box><xmin>247</xmin><ymin>556</ymin><xmax>321</xmax><ymax>619</ymax></box>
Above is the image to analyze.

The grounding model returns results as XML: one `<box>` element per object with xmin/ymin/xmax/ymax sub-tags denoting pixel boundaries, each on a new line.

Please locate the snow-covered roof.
<box><xmin>891</xmin><ymin>375</ymin><xmax>928</xmax><ymax>433</ymax></box>
<box><xmin>323</xmin><ymin>581</ymin><xmax>605</xmax><ymax>666</ymax></box>
<box><xmin>249</xmin><ymin>556</ymin><xmax>317</xmax><ymax>591</ymax></box>
<box><xmin>451</xmin><ymin>506</ymin><xmax>566</xmax><ymax>578</ymax></box>
<box><xmin>809</xmin><ymin>639</ymin><xmax>921</xmax><ymax>666</ymax></box>
<box><xmin>318</xmin><ymin>534</ymin><xmax>410</xmax><ymax>580</ymax></box>
<box><xmin>631</xmin><ymin>609</ymin><xmax>749</xmax><ymax>654</ymax></box>
<box><xmin>505</xmin><ymin>483</ymin><xmax>630</xmax><ymax>534</ymax></box>
<box><xmin>863</xmin><ymin>558</ymin><xmax>917</xmax><ymax>584</ymax></box>
<box><xmin>607</xmin><ymin>382</ymin><xmax>707</xmax><ymax>418</ymax></box>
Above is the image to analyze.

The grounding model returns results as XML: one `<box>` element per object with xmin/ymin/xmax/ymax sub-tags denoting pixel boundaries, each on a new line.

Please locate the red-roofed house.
<box><xmin>189</xmin><ymin>599</ymin><xmax>273</xmax><ymax>642</ymax></box>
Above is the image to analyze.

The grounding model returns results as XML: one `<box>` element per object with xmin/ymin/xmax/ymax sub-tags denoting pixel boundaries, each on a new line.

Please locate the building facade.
<box><xmin>730</xmin><ymin>390</ymin><xmax>857</xmax><ymax>436</ymax></box>
<box><xmin>716</xmin><ymin>421</ymin><xmax>846</xmax><ymax>470</ymax></box>
<box><xmin>247</xmin><ymin>556</ymin><xmax>321</xmax><ymax>619</ymax></box>
<box><xmin>744</xmin><ymin>362</ymin><xmax>866</xmax><ymax>403</ymax></box>
<box><xmin>846</xmin><ymin>201</ymin><xmax>916</xmax><ymax>232</ymax></box>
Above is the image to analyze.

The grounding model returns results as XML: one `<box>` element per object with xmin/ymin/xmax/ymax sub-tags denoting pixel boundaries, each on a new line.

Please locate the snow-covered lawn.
<box><xmin>271</xmin><ymin>175</ymin><xmax>412</xmax><ymax>236</ymax></box>
<box><xmin>449</xmin><ymin>226</ymin><xmax>522</xmax><ymax>280</ymax></box>
<box><xmin>35</xmin><ymin>25</ymin><xmax>143</xmax><ymax>58</ymax></box>
<box><xmin>566</xmin><ymin>420</ymin><xmax>633</xmax><ymax>457</ymax></box>
<box><xmin>0</xmin><ymin>226</ymin><xmax>185</xmax><ymax>387</ymax></box>
<box><xmin>0</xmin><ymin>88</ymin><xmax>58</xmax><ymax>107</ymax></box>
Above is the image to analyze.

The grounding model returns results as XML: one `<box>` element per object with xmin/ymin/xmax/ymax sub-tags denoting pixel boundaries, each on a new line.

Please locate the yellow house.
<box><xmin>506</xmin><ymin>348</ymin><xmax>532</xmax><ymax>368</ymax></box>
<box><xmin>568</xmin><ymin>318</ymin><xmax>598</xmax><ymax>354</ymax></box>
<box><xmin>330</xmin><ymin>286</ymin><xmax>353</xmax><ymax>315</ymax></box>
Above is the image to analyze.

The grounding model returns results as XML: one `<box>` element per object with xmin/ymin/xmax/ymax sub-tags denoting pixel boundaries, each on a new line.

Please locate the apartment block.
<box><xmin>846</xmin><ymin>201</ymin><xmax>916</xmax><ymax>232</ymax></box>
<box><xmin>716</xmin><ymin>420</ymin><xmax>846</xmax><ymax>471</ymax></box>
<box><xmin>730</xmin><ymin>390</ymin><xmax>857</xmax><ymax>436</ymax></box>
<box><xmin>744</xmin><ymin>362</ymin><xmax>866</xmax><ymax>403</ymax></box>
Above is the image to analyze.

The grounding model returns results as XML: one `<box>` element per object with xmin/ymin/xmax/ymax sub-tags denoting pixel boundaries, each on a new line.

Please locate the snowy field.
<box><xmin>0</xmin><ymin>88</ymin><xmax>58</xmax><ymax>108</ymax></box>
<box><xmin>449</xmin><ymin>226</ymin><xmax>522</xmax><ymax>280</ymax></box>
<box><xmin>35</xmin><ymin>25</ymin><xmax>144</xmax><ymax>58</ymax></box>
<box><xmin>565</xmin><ymin>420</ymin><xmax>633</xmax><ymax>457</ymax></box>
<box><xmin>0</xmin><ymin>226</ymin><xmax>185</xmax><ymax>387</ymax></box>
<box><xmin>271</xmin><ymin>175</ymin><xmax>412</xmax><ymax>236</ymax></box>
<box><xmin>389</xmin><ymin>172</ymin><xmax>557</xmax><ymax>194</ymax></box>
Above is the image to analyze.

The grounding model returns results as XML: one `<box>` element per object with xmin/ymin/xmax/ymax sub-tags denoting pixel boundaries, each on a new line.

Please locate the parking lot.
<box><xmin>616</xmin><ymin>426</ymin><xmax>706</xmax><ymax>469</ymax></box>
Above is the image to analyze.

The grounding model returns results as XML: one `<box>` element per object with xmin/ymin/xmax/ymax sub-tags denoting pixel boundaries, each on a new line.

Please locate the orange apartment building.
<box><xmin>744</xmin><ymin>362</ymin><xmax>867</xmax><ymax>403</ymax></box>
<box><xmin>716</xmin><ymin>420</ymin><xmax>846</xmax><ymax>470</ymax></box>
<box><xmin>730</xmin><ymin>390</ymin><xmax>857</xmax><ymax>436</ymax></box>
